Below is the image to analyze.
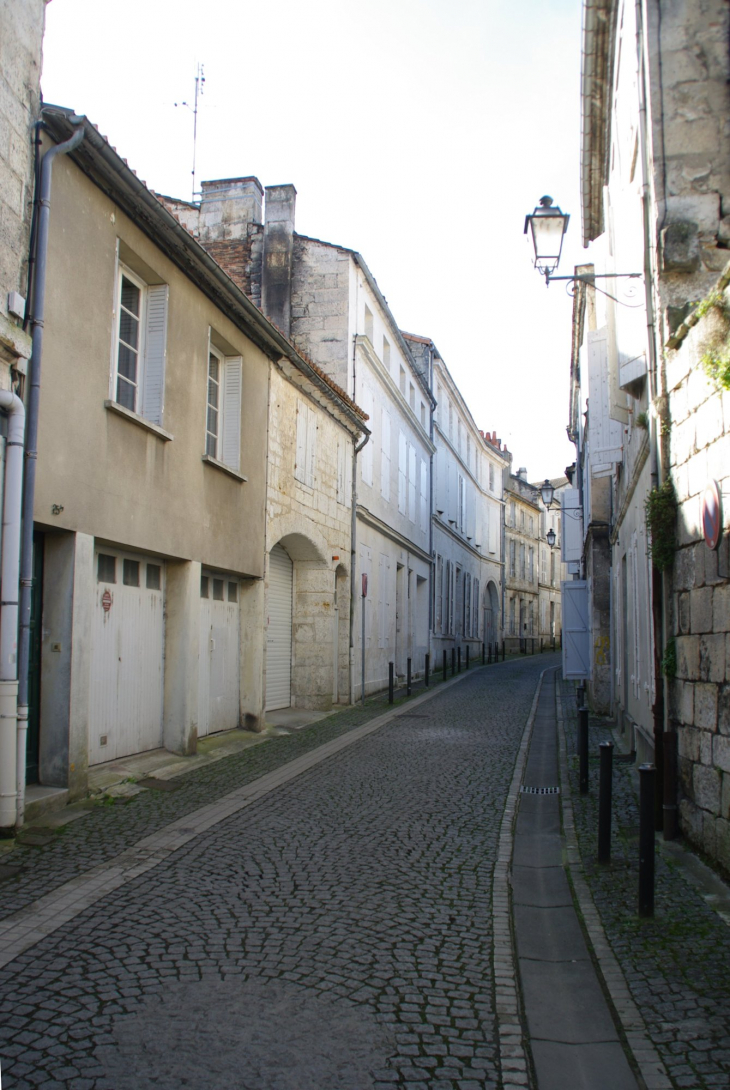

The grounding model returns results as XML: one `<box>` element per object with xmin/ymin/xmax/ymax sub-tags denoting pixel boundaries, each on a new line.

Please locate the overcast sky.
<box><xmin>42</xmin><ymin>0</ymin><xmax>584</xmax><ymax>480</ymax></box>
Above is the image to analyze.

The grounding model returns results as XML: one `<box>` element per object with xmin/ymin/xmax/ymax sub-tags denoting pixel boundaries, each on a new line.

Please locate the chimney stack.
<box><xmin>262</xmin><ymin>184</ymin><xmax>297</xmax><ymax>338</ymax></box>
<box><xmin>198</xmin><ymin>177</ymin><xmax>263</xmax><ymax>241</ymax></box>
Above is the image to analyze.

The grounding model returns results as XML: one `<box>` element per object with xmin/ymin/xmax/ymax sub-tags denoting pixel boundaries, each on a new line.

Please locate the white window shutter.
<box><xmin>306</xmin><ymin>407</ymin><xmax>317</xmax><ymax>486</ymax></box>
<box><xmin>337</xmin><ymin>436</ymin><xmax>346</xmax><ymax>503</ymax></box>
<box><xmin>561</xmin><ymin>489</ymin><xmax>583</xmax><ymax>562</ymax></box>
<box><xmin>142</xmin><ymin>284</ymin><xmax>168</xmax><ymax>425</ymax></box>
<box><xmin>562</xmin><ymin>580</ymin><xmax>590</xmax><ymax>679</ymax></box>
<box><xmin>381</xmin><ymin>409</ymin><xmax>391</xmax><ymax>501</ymax></box>
<box><xmin>345</xmin><ymin>441</ymin><xmax>353</xmax><ymax>507</ymax></box>
<box><xmin>221</xmin><ymin>356</ymin><xmax>242</xmax><ymax>470</ymax></box>
<box><xmin>398</xmin><ymin>431</ymin><xmax>407</xmax><ymax>514</ymax></box>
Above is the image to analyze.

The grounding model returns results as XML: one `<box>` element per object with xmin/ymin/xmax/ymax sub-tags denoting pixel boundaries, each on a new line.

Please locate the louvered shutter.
<box><xmin>295</xmin><ymin>400</ymin><xmax>307</xmax><ymax>483</ymax></box>
<box><xmin>398</xmin><ymin>432</ymin><xmax>407</xmax><ymax>514</ymax></box>
<box><xmin>142</xmin><ymin>284</ymin><xmax>168</xmax><ymax>425</ymax></box>
<box><xmin>306</xmin><ymin>406</ymin><xmax>317</xmax><ymax>487</ymax></box>
<box><xmin>562</xmin><ymin>580</ymin><xmax>590</xmax><ymax>679</ymax></box>
<box><xmin>221</xmin><ymin>356</ymin><xmax>242</xmax><ymax>470</ymax></box>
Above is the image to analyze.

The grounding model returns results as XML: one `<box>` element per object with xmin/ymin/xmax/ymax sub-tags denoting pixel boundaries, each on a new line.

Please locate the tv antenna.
<box><xmin>174</xmin><ymin>62</ymin><xmax>205</xmax><ymax>202</ymax></box>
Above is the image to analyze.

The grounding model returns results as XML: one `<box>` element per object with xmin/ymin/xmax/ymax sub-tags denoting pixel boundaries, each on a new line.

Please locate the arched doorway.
<box><xmin>484</xmin><ymin>580</ymin><xmax>500</xmax><ymax>646</ymax></box>
<box><xmin>266</xmin><ymin>543</ymin><xmax>293</xmax><ymax>710</ymax></box>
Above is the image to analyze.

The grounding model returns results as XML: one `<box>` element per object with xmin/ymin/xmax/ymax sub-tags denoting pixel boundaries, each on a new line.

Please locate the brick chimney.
<box><xmin>198</xmin><ymin>177</ymin><xmax>263</xmax><ymax>241</ymax></box>
<box><xmin>262</xmin><ymin>184</ymin><xmax>296</xmax><ymax>338</ymax></box>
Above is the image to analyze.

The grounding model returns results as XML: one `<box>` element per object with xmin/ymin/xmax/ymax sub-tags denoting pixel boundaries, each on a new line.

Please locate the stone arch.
<box><xmin>483</xmin><ymin>580</ymin><xmax>500</xmax><ymax>646</ymax></box>
<box><xmin>268</xmin><ymin>512</ymin><xmax>329</xmax><ymax>565</ymax></box>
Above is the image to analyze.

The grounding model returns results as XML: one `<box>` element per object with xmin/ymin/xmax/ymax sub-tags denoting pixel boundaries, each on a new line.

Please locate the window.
<box><xmin>97</xmin><ymin>554</ymin><xmax>116</xmax><ymax>583</ymax></box>
<box><xmin>398</xmin><ymin>431</ymin><xmax>407</xmax><ymax>514</ymax></box>
<box><xmin>520</xmin><ymin>543</ymin><xmax>526</xmax><ymax>579</ymax></box>
<box><xmin>228</xmin><ymin>581</ymin><xmax>238</xmax><ymax>602</ymax></box>
<box><xmin>420</xmin><ymin>402</ymin><xmax>426</xmax><ymax>428</ymax></box>
<box><xmin>458</xmin><ymin>474</ymin><xmax>466</xmax><ymax>533</ymax></box>
<box><xmin>382</xmin><ymin>336</ymin><xmax>391</xmax><ymax>370</ymax></box>
<box><xmin>399</xmin><ymin>366</ymin><xmax>406</xmax><ymax>395</ymax></box>
<box><xmin>364</xmin><ymin>305</ymin><xmax>374</xmax><ymax>343</ymax></box>
<box><xmin>204</xmin><ymin>338</ymin><xmax>243</xmax><ymax>471</ymax></box>
<box><xmin>408</xmin><ymin>445</ymin><xmax>417</xmax><ymax>522</ymax></box>
<box><xmin>509</xmin><ymin>539</ymin><xmax>516</xmax><ymax>577</ymax></box>
<box><xmin>464</xmin><ymin>572</ymin><xmax>471</xmax><ymax>637</ymax></box>
<box><xmin>360</xmin><ymin>385</ymin><xmax>374</xmax><ymax>486</ymax></box>
<box><xmin>146</xmin><ymin>564</ymin><xmax>161</xmax><ymax>590</ymax></box>
<box><xmin>509</xmin><ymin>500</ymin><xmax>516</xmax><ymax>527</ymax></box>
<box><xmin>113</xmin><ymin>263</ymin><xmax>168</xmax><ymax>424</ymax></box>
<box><xmin>213</xmin><ymin>578</ymin><xmax>225</xmax><ymax>601</ymax></box>
<box><xmin>337</xmin><ymin>434</ymin><xmax>353</xmax><ymax>507</ymax></box>
<box><xmin>529</xmin><ymin>516</ymin><xmax>534</xmax><ymax>535</ymax></box>
<box><xmin>295</xmin><ymin>399</ymin><xmax>317</xmax><ymax>487</ymax></box>
<box><xmin>378</xmin><ymin>553</ymin><xmax>390</xmax><ymax>648</ymax></box>
<box><xmin>489</xmin><ymin>463</ymin><xmax>495</xmax><ymax>491</ymax></box>
<box><xmin>380</xmin><ymin>409</ymin><xmax>391</xmax><ymax>501</ymax></box>
<box><xmin>528</xmin><ymin>547</ymin><xmax>534</xmax><ymax>583</ymax></box>
<box><xmin>409</xmin><ymin>383</ymin><xmax>415</xmax><ymax>411</ymax></box>
<box><xmin>473</xmin><ymin>578</ymin><xmax>480</xmax><ymax>640</ymax></box>
<box><xmin>467</xmin><ymin>435</ymin><xmax>471</xmax><ymax>470</ymax></box>
<box><xmin>435</xmin><ymin>555</ymin><xmax>443</xmax><ymax>632</ymax></box>
<box><xmin>520</xmin><ymin>509</ymin><xmax>525</xmax><ymax>531</ymax></box>
<box><xmin>509</xmin><ymin>597</ymin><xmax>515</xmax><ymax>635</ymax></box>
<box><xmin>419</xmin><ymin>457</ymin><xmax>429</xmax><ymax>533</ymax></box>
<box><xmin>123</xmin><ymin>559</ymin><xmax>140</xmax><ymax>587</ymax></box>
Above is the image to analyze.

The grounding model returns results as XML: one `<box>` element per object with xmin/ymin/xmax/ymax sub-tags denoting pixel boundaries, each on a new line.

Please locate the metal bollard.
<box><xmin>502</xmin><ymin>640</ymin><xmax>505</xmax><ymax>661</ymax></box>
<box><xmin>488</xmin><ymin>642</ymin><xmax>492</xmax><ymax>664</ymax></box>
<box><xmin>451</xmin><ymin>648</ymin><xmax>456</xmax><ymax>676</ymax></box>
<box><xmin>466</xmin><ymin>645</ymin><xmax>470</xmax><ymax>671</ymax></box>
<box><xmin>457</xmin><ymin>647</ymin><xmax>461</xmax><ymax>674</ymax></box>
<box><xmin>639</xmin><ymin>764</ymin><xmax>656</xmax><ymax>917</ymax></box>
<box><xmin>443</xmin><ymin>649</ymin><xmax>447</xmax><ymax>681</ymax></box>
<box><xmin>578</xmin><ymin>705</ymin><xmax>589</xmax><ymax>794</ymax></box>
<box><xmin>598</xmin><ymin>741</ymin><xmax>613</xmax><ymax>863</ymax></box>
<box><xmin>406</xmin><ymin>657</ymin><xmax>412</xmax><ymax>696</ymax></box>
<box><xmin>482</xmin><ymin>641</ymin><xmax>485</xmax><ymax>666</ymax></box>
<box><xmin>425</xmin><ymin>653</ymin><xmax>430</xmax><ymax>688</ymax></box>
<box><xmin>388</xmin><ymin>661</ymin><xmax>394</xmax><ymax>704</ymax></box>
<box><xmin>576</xmin><ymin>683</ymin><xmax>585</xmax><ymax>709</ymax></box>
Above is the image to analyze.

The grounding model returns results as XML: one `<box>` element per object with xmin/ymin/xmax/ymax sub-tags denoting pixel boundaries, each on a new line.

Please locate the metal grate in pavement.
<box><xmin>520</xmin><ymin>785</ymin><xmax>560</xmax><ymax>794</ymax></box>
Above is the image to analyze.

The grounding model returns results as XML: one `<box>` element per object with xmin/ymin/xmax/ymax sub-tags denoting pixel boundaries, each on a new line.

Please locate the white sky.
<box><xmin>42</xmin><ymin>0</ymin><xmax>584</xmax><ymax>480</ymax></box>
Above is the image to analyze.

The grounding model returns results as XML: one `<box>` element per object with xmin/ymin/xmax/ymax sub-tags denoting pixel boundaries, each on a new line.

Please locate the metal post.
<box><xmin>502</xmin><ymin>640</ymin><xmax>505</xmax><ymax>661</ymax></box>
<box><xmin>578</xmin><ymin>705</ymin><xmax>589</xmax><ymax>794</ymax></box>
<box><xmin>388</xmin><ymin>661</ymin><xmax>394</xmax><ymax>704</ymax></box>
<box><xmin>576</xmin><ymin>683</ymin><xmax>585</xmax><ymax>709</ymax></box>
<box><xmin>361</xmin><ymin>592</ymin><xmax>366</xmax><ymax>706</ymax></box>
<box><xmin>598</xmin><ymin>742</ymin><xmax>613</xmax><ymax>863</ymax></box>
<box><xmin>466</xmin><ymin>645</ymin><xmax>470</xmax><ymax>671</ymax></box>
<box><xmin>639</xmin><ymin>764</ymin><xmax>656</xmax><ymax>917</ymax></box>
<box><xmin>451</xmin><ymin>648</ymin><xmax>456</xmax><ymax>676</ymax></box>
<box><xmin>407</xmin><ymin>657</ymin><xmax>412</xmax><ymax>696</ymax></box>
<box><xmin>482</xmin><ymin>641</ymin><xmax>485</xmax><ymax>665</ymax></box>
<box><xmin>443</xmin><ymin>649</ymin><xmax>447</xmax><ymax>681</ymax></box>
<box><xmin>553</xmin><ymin>635</ymin><xmax>556</xmax><ymax>652</ymax></box>
<box><xmin>425</xmin><ymin>653</ymin><xmax>430</xmax><ymax>688</ymax></box>
<box><xmin>457</xmin><ymin>647</ymin><xmax>461</xmax><ymax>674</ymax></box>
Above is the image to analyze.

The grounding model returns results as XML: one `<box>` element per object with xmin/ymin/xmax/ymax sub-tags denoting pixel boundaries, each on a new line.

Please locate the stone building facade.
<box><xmin>535</xmin><ymin>477</ymin><xmax>568</xmax><ymax>649</ymax></box>
<box><xmin>504</xmin><ymin>468</ymin><xmax>541</xmax><ymax>652</ymax></box>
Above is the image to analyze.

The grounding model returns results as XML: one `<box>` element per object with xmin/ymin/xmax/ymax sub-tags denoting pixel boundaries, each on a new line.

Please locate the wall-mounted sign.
<box><xmin>701</xmin><ymin>480</ymin><xmax>723</xmax><ymax>551</ymax></box>
<box><xmin>101</xmin><ymin>589</ymin><xmax>113</xmax><ymax>612</ymax></box>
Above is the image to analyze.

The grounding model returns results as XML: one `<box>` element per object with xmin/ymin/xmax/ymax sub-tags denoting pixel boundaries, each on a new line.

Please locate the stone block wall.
<box><xmin>290</xmin><ymin>238</ymin><xmax>351</xmax><ymax>392</ymax></box>
<box><xmin>667</xmin><ymin>288</ymin><xmax>730</xmax><ymax>873</ymax></box>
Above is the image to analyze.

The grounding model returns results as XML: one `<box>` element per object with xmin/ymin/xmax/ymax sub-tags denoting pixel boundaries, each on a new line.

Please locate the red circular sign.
<box><xmin>701</xmin><ymin>480</ymin><xmax>723</xmax><ymax>551</ymax></box>
<box><xmin>101</xmin><ymin>589</ymin><xmax>113</xmax><ymax>612</ymax></box>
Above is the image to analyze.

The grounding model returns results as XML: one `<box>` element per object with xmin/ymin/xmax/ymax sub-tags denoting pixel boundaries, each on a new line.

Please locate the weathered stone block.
<box><xmin>693</xmin><ymin>762</ymin><xmax>722</xmax><ymax>812</ymax></box>
<box><xmin>715</xmin><ymin>814</ymin><xmax>730</xmax><ymax>872</ymax></box>
<box><xmin>694</xmin><ymin>397</ymin><xmax>724</xmax><ymax>448</ymax></box>
<box><xmin>702</xmin><ymin>809</ymin><xmax>719</xmax><ymax>855</ymax></box>
<box><xmin>672</xmin><ymin>416</ymin><xmax>696</xmax><ymax>466</ymax></box>
<box><xmin>677</xmin><ymin>591</ymin><xmax>691</xmax><ymax>634</ymax></box>
<box><xmin>718</xmin><ymin>683</ymin><xmax>730</xmax><ymax>735</ymax></box>
<box><xmin>677</xmin><ymin>497</ymin><xmax>701</xmax><ymax>546</ymax></box>
<box><xmin>662</xmin><ymin>221</ymin><xmax>701</xmax><ymax>272</ymax></box>
<box><xmin>701</xmin><ymin>728</ymin><xmax>713</xmax><ymax>765</ymax></box>
<box><xmin>695</xmin><ymin>681</ymin><xmax>718</xmax><ymax>729</ymax></box>
<box><xmin>713</xmin><ymin>734</ymin><xmax>730</xmax><ymax>773</ymax></box>
<box><xmin>713</xmin><ymin>585</ymin><xmax>730</xmax><ymax>632</ymax></box>
<box><xmin>722</xmin><ymin>773</ymin><xmax>730</xmax><ymax>819</ymax></box>
<box><xmin>673</xmin><ymin>544</ymin><xmax>697</xmax><ymax>591</ymax></box>
<box><xmin>687</xmin><ymin>449</ymin><xmax>709</xmax><ymax>499</ymax></box>
<box><xmin>676</xmin><ymin>634</ymin><xmax>700</xmax><ymax>679</ymax></box>
<box><xmin>691</xmin><ymin>586</ymin><xmax>714</xmax><ymax>632</ymax></box>
<box><xmin>699</xmin><ymin>633</ymin><xmax>726</xmax><ymax>681</ymax></box>
<box><xmin>678</xmin><ymin>722</ymin><xmax>700</xmax><ymax>760</ymax></box>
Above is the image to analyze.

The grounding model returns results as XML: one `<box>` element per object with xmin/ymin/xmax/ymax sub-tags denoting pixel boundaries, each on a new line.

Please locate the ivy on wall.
<box><xmin>645</xmin><ymin>480</ymin><xmax>677</xmax><ymax>572</ymax></box>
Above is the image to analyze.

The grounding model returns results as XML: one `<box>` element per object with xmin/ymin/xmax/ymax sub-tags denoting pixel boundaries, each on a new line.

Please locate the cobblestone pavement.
<box><xmin>560</xmin><ymin>679</ymin><xmax>730</xmax><ymax>1090</ymax></box>
<box><xmin>0</xmin><ymin>656</ymin><xmax>551</xmax><ymax>1089</ymax></box>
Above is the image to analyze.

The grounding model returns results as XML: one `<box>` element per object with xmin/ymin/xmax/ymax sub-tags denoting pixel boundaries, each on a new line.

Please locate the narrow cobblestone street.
<box><xmin>1</xmin><ymin>656</ymin><xmax>729</xmax><ymax>1090</ymax></box>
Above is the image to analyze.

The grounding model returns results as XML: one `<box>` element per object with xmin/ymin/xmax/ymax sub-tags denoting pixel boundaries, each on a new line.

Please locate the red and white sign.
<box><xmin>101</xmin><ymin>589</ymin><xmax>113</xmax><ymax>612</ymax></box>
<box><xmin>701</xmin><ymin>480</ymin><xmax>723</xmax><ymax>551</ymax></box>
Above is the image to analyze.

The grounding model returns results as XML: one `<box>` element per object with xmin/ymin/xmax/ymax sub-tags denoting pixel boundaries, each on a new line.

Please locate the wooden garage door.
<box><xmin>266</xmin><ymin>543</ymin><xmax>293</xmax><ymax>710</ymax></box>
<box><xmin>89</xmin><ymin>549</ymin><xmax>164</xmax><ymax>765</ymax></box>
<box><xmin>198</xmin><ymin>571</ymin><xmax>240</xmax><ymax>737</ymax></box>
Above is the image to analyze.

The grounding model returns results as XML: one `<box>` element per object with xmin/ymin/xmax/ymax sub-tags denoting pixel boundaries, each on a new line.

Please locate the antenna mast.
<box><xmin>174</xmin><ymin>62</ymin><xmax>205</xmax><ymax>203</ymax></box>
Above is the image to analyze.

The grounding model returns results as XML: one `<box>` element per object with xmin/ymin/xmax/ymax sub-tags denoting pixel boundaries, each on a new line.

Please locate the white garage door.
<box><xmin>199</xmin><ymin>570</ymin><xmax>241</xmax><ymax>737</ymax></box>
<box><xmin>89</xmin><ymin>549</ymin><xmax>164</xmax><ymax>765</ymax></box>
<box><xmin>266</xmin><ymin>543</ymin><xmax>293</xmax><ymax>710</ymax></box>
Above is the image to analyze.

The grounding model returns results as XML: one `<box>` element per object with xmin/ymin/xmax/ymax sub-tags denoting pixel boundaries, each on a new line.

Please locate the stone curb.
<box><xmin>492</xmin><ymin>666</ymin><xmax>548</xmax><ymax>1090</ymax></box>
<box><xmin>0</xmin><ymin>662</ymin><xmax>489</xmax><ymax>971</ymax></box>
<box><xmin>555</xmin><ymin>686</ymin><xmax>673</xmax><ymax>1090</ymax></box>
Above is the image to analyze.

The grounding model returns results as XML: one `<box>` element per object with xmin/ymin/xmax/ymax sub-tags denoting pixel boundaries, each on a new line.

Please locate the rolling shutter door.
<box><xmin>266</xmin><ymin>544</ymin><xmax>293</xmax><ymax>710</ymax></box>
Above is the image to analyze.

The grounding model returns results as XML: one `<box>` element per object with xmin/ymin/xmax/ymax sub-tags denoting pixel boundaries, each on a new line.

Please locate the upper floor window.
<box><xmin>399</xmin><ymin>366</ymin><xmax>406</xmax><ymax>395</ymax></box>
<box><xmin>204</xmin><ymin>336</ymin><xmax>243</xmax><ymax>471</ymax></box>
<box><xmin>509</xmin><ymin>499</ymin><xmax>516</xmax><ymax>527</ymax></box>
<box><xmin>295</xmin><ymin>398</ymin><xmax>317</xmax><ymax>487</ymax></box>
<box><xmin>409</xmin><ymin>382</ymin><xmax>415</xmax><ymax>410</ymax></box>
<box><xmin>489</xmin><ymin>462</ymin><xmax>495</xmax><ymax>491</ymax></box>
<box><xmin>113</xmin><ymin>262</ymin><xmax>168</xmax><ymax>424</ymax></box>
<box><xmin>382</xmin><ymin>336</ymin><xmax>390</xmax><ymax>370</ymax></box>
<box><xmin>364</xmin><ymin>305</ymin><xmax>374</xmax><ymax>343</ymax></box>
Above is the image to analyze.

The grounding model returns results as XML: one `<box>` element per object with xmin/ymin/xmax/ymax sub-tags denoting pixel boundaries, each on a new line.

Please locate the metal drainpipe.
<box><xmin>635</xmin><ymin>0</ymin><xmax>675</xmax><ymax>836</ymax></box>
<box><xmin>0</xmin><ymin>392</ymin><xmax>27</xmax><ymax>829</ymax></box>
<box><xmin>16</xmin><ymin>117</ymin><xmax>85</xmax><ymax>828</ymax></box>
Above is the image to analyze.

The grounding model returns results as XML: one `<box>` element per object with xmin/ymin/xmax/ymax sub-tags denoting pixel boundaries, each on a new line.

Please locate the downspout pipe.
<box><xmin>15</xmin><ymin>117</ymin><xmax>85</xmax><ymax>828</ymax></box>
<box><xmin>0</xmin><ymin>392</ymin><xmax>26</xmax><ymax>829</ymax></box>
<box><xmin>349</xmin><ymin>431</ymin><xmax>369</xmax><ymax>704</ymax></box>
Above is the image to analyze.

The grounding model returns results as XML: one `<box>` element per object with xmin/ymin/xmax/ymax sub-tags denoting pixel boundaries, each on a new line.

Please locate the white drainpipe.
<box><xmin>0</xmin><ymin>390</ymin><xmax>26</xmax><ymax>829</ymax></box>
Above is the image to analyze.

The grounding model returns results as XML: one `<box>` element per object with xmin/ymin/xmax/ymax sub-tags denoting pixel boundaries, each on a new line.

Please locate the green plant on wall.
<box><xmin>661</xmin><ymin>637</ymin><xmax>677</xmax><ymax>679</ymax></box>
<box><xmin>692</xmin><ymin>288</ymin><xmax>730</xmax><ymax>391</ymax></box>
<box><xmin>645</xmin><ymin>480</ymin><xmax>677</xmax><ymax>572</ymax></box>
<box><xmin>636</xmin><ymin>411</ymin><xmax>649</xmax><ymax>429</ymax></box>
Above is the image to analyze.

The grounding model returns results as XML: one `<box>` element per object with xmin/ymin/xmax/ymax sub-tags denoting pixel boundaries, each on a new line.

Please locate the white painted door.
<box><xmin>266</xmin><ymin>543</ymin><xmax>293</xmax><ymax>710</ymax></box>
<box><xmin>198</xmin><ymin>571</ymin><xmax>241</xmax><ymax>737</ymax></box>
<box><xmin>89</xmin><ymin>549</ymin><xmax>164</xmax><ymax>765</ymax></box>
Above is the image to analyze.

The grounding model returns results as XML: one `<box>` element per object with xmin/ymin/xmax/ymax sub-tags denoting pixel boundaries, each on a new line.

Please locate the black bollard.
<box><xmin>443</xmin><ymin>649</ymin><xmax>447</xmax><ymax>681</ymax></box>
<box><xmin>482</xmin><ymin>641</ymin><xmax>485</xmax><ymax>665</ymax></box>
<box><xmin>598</xmin><ymin>742</ymin><xmax>613</xmax><ymax>863</ymax></box>
<box><xmin>488</xmin><ymin>642</ymin><xmax>492</xmax><ymax>664</ymax></box>
<box><xmin>457</xmin><ymin>647</ymin><xmax>461</xmax><ymax>674</ymax></box>
<box><xmin>578</xmin><ymin>705</ymin><xmax>589</xmax><ymax>794</ymax></box>
<box><xmin>466</xmin><ymin>645</ymin><xmax>470</xmax><ymax>671</ymax></box>
<box><xmin>425</xmin><ymin>653</ymin><xmax>430</xmax><ymax>687</ymax></box>
<box><xmin>451</xmin><ymin>648</ymin><xmax>456</xmax><ymax>676</ymax></box>
<box><xmin>553</xmin><ymin>635</ymin><xmax>556</xmax><ymax>652</ymax></box>
<box><xmin>388</xmin><ymin>661</ymin><xmax>394</xmax><ymax>704</ymax></box>
<box><xmin>639</xmin><ymin>764</ymin><xmax>656</xmax><ymax>917</ymax></box>
<box><xmin>576</xmin><ymin>683</ymin><xmax>585</xmax><ymax>709</ymax></box>
<box><xmin>502</xmin><ymin>640</ymin><xmax>505</xmax><ymax>661</ymax></box>
<box><xmin>406</xmin><ymin>657</ymin><xmax>412</xmax><ymax>696</ymax></box>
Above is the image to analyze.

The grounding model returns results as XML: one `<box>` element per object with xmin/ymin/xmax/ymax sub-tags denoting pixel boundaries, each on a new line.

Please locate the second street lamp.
<box><xmin>546</xmin><ymin>528</ymin><xmax>556</xmax><ymax>549</ymax></box>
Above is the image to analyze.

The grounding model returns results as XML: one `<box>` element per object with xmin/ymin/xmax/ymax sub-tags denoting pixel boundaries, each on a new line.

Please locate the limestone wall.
<box><xmin>667</xmin><ymin>283</ymin><xmax>730</xmax><ymax>871</ymax></box>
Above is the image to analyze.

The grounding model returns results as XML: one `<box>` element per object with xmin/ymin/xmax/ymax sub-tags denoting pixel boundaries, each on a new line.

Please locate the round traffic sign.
<box><xmin>701</xmin><ymin>480</ymin><xmax>723</xmax><ymax>551</ymax></box>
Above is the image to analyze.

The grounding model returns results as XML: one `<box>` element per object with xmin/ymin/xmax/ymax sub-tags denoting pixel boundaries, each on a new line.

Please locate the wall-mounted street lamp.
<box><xmin>524</xmin><ymin>196</ymin><xmax>641</xmax><ymax>298</ymax></box>
<box><xmin>540</xmin><ymin>479</ymin><xmax>555</xmax><ymax>508</ymax></box>
<box><xmin>546</xmin><ymin>528</ymin><xmax>556</xmax><ymax>549</ymax></box>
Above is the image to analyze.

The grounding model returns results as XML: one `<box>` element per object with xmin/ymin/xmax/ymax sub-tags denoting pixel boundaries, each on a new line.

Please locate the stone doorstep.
<box><xmin>23</xmin><ymin>785</ymin><xmax>69</xmax><ymax>825</ymax></box>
